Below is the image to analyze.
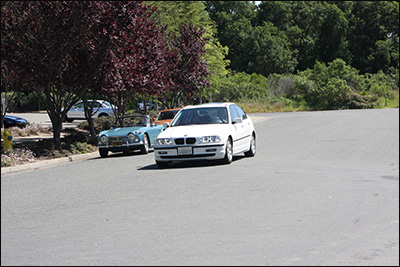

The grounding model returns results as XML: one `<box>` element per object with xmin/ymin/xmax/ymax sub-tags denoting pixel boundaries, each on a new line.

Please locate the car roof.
<box><xmin>182</xmin><ymin>102</ymin><xmax>234</xmax><ymax>110</ymax></box>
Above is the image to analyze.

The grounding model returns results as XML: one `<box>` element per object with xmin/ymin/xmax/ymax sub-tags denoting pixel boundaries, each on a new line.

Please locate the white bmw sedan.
<box><xmin>154</xmin><ymin>102</ymin><xmax>256</xmax><ymax>168</ymax></box>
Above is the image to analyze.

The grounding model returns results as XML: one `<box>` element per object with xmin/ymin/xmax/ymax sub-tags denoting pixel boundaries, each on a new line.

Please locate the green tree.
<box><xmin>346</xmin><ymin>1</ymin><xmax>399</xmax><ymax>73</ymax></box>
<box><xmin>314</xmin><ymin>3</ymin><xmax>350</xmax><ymax>64</ymax></box>
<box><xmin>247</xmin><ymin>22</ymin><xmax>298</xmax><ymax>76</ymax></box>
<box><xmin>146</xmin><ymin>1</ymin><xmax>230</xmax><ymax>104</ymax></box>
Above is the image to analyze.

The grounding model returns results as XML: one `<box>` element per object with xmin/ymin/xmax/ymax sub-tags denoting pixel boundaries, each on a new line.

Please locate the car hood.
<box><xmin>159</xmin><ymin>124</ymin><xmax>230</xmax><ymax>139</ymax></box>
<box><xmin>99</xmin><ymin>126</ymin><xmax>143</xmax><ymax>137</ymax></box>
<box><xmin>154</xmin><ymin>119</ymin><xmax>172</xmax><ymax>125</ymax></box>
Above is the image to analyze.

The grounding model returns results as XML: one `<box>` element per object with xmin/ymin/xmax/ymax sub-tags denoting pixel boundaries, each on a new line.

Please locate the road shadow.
<box><xmin>88</xmin><ymin>150</ymin><xmax>154</xmax><ymax>160</ymax></box>
<box><xmin>138</xmin><ymin>155</ymin><xmax>245</xmax><ymax>170</ymax></box>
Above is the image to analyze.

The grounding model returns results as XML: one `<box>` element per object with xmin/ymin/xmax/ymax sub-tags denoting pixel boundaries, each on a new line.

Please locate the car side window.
<box><xmin>234</xmin><ymin>105</ymin><xmax>247</xmax><ymax>120</ymax></box>
<box><xmin>229</xmin><ymin>105</ymin><xmax>239</xmax><ymax>123</ymax></box>
<box><xmin>75</xmin><ymin>102</ymin><xmax>84</xmax><ymax>109</ymax></box>
<box><xmin>93</xmin><ymin>102</ymin><xmax>102</xmax><ymax>108</ymax></box>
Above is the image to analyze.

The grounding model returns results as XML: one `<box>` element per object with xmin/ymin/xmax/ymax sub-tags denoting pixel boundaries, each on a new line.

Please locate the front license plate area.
<box><xmin>113</xmin><ymin>141</ymin><xmax>123</xmax><ymax>146</ymax></box>
<box><xmin>178</xmin><ymin>147</ymin><xmax>193</xmax><ymax>155</ymax></box>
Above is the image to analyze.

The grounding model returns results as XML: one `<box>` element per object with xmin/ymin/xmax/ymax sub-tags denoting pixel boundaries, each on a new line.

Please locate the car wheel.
<box><xmin>244</xmin><ymin>133</ymin><xmax>256</xmax><ymax>157</ymax></box>
<box><xmin>66</xmin><ymin>117</ymin><xmax>74</xmax><ymax>122</ymax></box>
<box><xmin>98</xmin><ymin>113</ymin><xmax>108</xmax><ymax>118</ymax></box>
<box><xmin>222</xmin><ymin>138</ymin><xmax>233</xmax><ymax>164</ymax></box>
<box><xmin>156</xmin><ymin>161</ymin><xmax>170</xmax><ymax>168</ymax></box>
<box><xmin>99</xmin><ymin>148</ymin><xmax>109</xmax><ymax>158</ymax></box>
<box><xmin>140</xmin><ymin>134</ymin><xmax>149</xmax><ymax>154</ymax></box>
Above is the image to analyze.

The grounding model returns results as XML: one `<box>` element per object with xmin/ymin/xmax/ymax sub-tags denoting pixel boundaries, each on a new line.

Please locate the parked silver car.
<box><xmin>64</xmin><ymin>100</ymin><xmax>115</xmax><ymax>122</ymax></box>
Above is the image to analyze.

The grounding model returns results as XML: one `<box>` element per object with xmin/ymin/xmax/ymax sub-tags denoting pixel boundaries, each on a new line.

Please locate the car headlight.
<box><xmin>199</xmin><ymin>136</ymin><xmax>221</xmax><ymax>143</ymax></box>
<box><xmin>100</xmin><ymin>135</ymin><xmax>108</xmax><ymax>144</ymax></box>
<box><xmin>155</xmin><ymin>138</ymin><xmax>172</xmax><ymax>146</ymax></box>
<box><xmin>128</xmin><ymin>133</ymin><xmax>140</xmax><ymax>142</ymax></box>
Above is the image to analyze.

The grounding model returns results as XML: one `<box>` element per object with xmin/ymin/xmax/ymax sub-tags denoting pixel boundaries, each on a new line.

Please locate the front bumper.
<box><xmin>154</xmin><ymin>144</ymin><xmax>225</xmax><ymax>162</ymax></box>
<box><xmin>97</xmin><ymin>140</ymin><xmax>143</xmax><ymax>152</ymax></box>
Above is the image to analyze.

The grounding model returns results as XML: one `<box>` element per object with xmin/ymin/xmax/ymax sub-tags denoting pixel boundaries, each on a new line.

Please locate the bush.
<box><xmin>1</xmin><ymin>148</ymin><xmax>35</xmax><ymax>167</ymax></box>
<box><xmin>345</xmin><ymin>91</ymin><xmax>379</xmax><ymax>109</ymax></box>
<box><xmin>6</xmin><ymin>123</ymin><xmax>52</xmax><ymax>137</ymax></box>
<box><xmin>11</xmin><ymin>91</ymin><xmax>47</xmax><ymax>112</ymax></box>
<box><xmin>77</xmin><ymin>116</ymin><xmax>117</xmax><ymax>133</ymax></box>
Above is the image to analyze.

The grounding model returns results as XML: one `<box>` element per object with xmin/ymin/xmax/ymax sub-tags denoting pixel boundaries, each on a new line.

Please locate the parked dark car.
<box><xmin>3</xmin><ymin>115</ymin><xmax>29</xmax><ymax>128</ymax></box>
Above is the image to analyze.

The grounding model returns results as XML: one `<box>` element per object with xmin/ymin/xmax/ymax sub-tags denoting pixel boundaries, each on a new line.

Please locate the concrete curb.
<box><xmin>1</xmin><ymin>151</ymin><xmax>99</xmax><ymax>176</ymax></box>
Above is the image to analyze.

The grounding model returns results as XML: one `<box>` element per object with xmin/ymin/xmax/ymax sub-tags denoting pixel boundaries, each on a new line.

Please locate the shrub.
<box><xmin>70</xmin><ymin>142</ymin><xmax>95</xmax><ymax>154</ymax></box>
<box><xmin>1</xmin><ymin>148</ymin><xmax>35</xmax><ymax>167</ymax></box>
<box><xmin>6</xmin><ymin>123</ymin><xmax>52</xmax><ymax>137</ymax></box>
<box><xmin>345</xmin><ymin>91</ymin><xmax>379</xmax><ymax>109</ymax></box>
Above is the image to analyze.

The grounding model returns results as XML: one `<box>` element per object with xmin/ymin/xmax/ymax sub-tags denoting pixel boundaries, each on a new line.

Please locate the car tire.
<box><xmin>156</xmin><ymin>161</ymin><xmax>170</xmax><ymax>168</ymax></box>
<box><xmin>140</xmin><ymin>134</ymin><xmax>149</xmax><ymax>154</ymax></box>
<box><xmin>98</xmin><ymin>113</ymin><xmax>108</xmax><ymax>118</ymax></box>
<box><xmin>66</xmin><ymin>117</ymin><xmax>74</xmax><ymax>122</ymax></box>
<box><xmin>244</xmin><ymin>133</ymin><xmax>256</xmax><ymax>157</ymax></box>
<box><xmin>222</xmin><ymin>138</ymin><xmax>233</xmax><ymax>164</ymax></box>
<box><xmin>99</xmin><ymin>148</ymin><xmax>109</xmax><ymax>158</ymax></box>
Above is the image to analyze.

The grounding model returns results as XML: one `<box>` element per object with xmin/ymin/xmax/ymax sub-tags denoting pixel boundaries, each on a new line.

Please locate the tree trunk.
<box><xmin>82</xmin><ymin>95</ymin><xmax>97</xmax><ymax>145</ymax></box>
<box><xmin>87</xmin><ymin>116</ymin><xmax>97</xmax><ymax>145</ymax></box>
<box><xmin>48</xmin><ymin>111</ymin><xmax>63</xmax><ymax>150</ymax></box>
<box><xmin>44</xmin><ymin>84</ymin><xmax>63</xmax><ymax>150</ymax></box>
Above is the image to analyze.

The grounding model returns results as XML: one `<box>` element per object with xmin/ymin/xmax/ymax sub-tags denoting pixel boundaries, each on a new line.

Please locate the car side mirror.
<box><xmin>163</xmin><ymin>122</ymin><xmax>170</xmax><ymax>128</ymax></box>
<box><xmin>152</xmin><ymin>117</ymin><xmax>156</xmax><ymax>122</ymax></box>
<box><xmin>233</xmin><ymin>118</ymin><xmax>243</xmax><ymax>124</ymax></box>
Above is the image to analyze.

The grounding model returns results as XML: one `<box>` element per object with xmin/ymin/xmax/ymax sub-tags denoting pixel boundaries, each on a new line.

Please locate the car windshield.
<box><xmin>115</xmin><ymin>116</ymin><xmax>149</xmax><ymax>127</ymax></box>
<box><xmin>157</xmin><ymin>110</ymin><xmax>179</xmax><ymax>120</ymax></box>
<box><xmin>171</xmin><ymin>107</ymin><xmax>228</xmax><ymax>126</ymax></box>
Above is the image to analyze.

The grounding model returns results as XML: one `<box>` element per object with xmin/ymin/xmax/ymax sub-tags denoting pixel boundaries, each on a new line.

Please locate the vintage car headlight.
<box><xmin>128</xmin><ymin>133</ymin><xmax>140</xmax><ymax>143</ymax></box>
<box><xmin>99</xmin><ymin>135</ymin><xmax>108</xmax><ymax>144</ymax></box>
<box><xmin>199</xmin><ymin>136</ymin><xmax>221</xmax><ymax>144</ymax></box>
<box><xmin>155</xmin><ymin>138</ymin><xmax>172</xmax><ymax>146</ymax></box>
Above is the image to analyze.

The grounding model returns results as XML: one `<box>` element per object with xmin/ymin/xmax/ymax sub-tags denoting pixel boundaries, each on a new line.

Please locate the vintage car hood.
<box><xmin>99</xmin><ymin>126</ymin><xmax>143</xmax><ymax>137</ymax></box>
<box><xmin>159</xmin><ymin>124</ymin><xmax>231</xmax><ymax>139</ymax></box>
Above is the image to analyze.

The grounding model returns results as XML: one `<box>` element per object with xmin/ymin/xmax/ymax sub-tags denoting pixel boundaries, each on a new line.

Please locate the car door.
<box><xmin>229</xmin><ymin>105</ymin><xmax>248</xmax><ymax>153</ymax></box>
<box><xmin>233</xmin><ymin>105</ymin><xmax>252</xmax><ymax>151</ymax></box>
<box><xmin>92</xmin><ymin>101</ymin><xmax>103</xmax><ymax>117</ymax></box>
<box><xmin>68</xmin><ymin>102</ymin><xmax>85</xmax><ymax>119</ymax></box>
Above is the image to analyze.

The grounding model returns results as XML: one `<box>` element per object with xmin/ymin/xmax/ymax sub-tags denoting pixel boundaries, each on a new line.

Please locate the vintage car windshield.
<box><xmin>115</xmin><ymin>115</ymin><xmax>149</xmax><ymax>127</ymax></box>
<box><xmin>171</xmin><ymin>107</ymin><xmax>228</xmax><ymax>126</ymax></box>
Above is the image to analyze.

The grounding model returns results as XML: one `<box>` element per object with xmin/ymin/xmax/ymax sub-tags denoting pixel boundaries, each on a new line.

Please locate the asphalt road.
<box><xmin>1</xmin><ymin>108</ymin><xmax>399</xmax><ymax>266</ymax></box>
<box><xmin>7</xmin><ymin>111</ymin><xmax>81</xmax><ymax>128</ymax></box>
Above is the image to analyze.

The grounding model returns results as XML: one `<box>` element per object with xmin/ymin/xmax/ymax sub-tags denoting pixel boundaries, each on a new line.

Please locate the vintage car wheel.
<box><xmin>222</xmin><ymin>138</ymin><xmax>233</xmax><ymax>164</ymax></box>
<box><xmin>99</xmin><ymin>148</ymin><xmax>109</xmax><ymax>158</ymax></box>
<box><xmin>156</xmin><ymin>161</ymin><xmax>170</xmax><ymax>168</ymax></box>
<box><xmin>244</xmin><ymin>133</ymin><xmax>256</xmax><ymax>157</ymax></box>
<box><xmin>140</xmin><ymin>134</ymin><xmax>149</xmax><ymax>154</ymax></box>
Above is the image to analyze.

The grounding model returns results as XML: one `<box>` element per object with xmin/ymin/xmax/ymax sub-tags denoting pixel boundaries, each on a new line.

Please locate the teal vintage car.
<box><xmin>97</xmin><ymin>115</ymin><xmax>164</xmax><ymax>158</ymax></box>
